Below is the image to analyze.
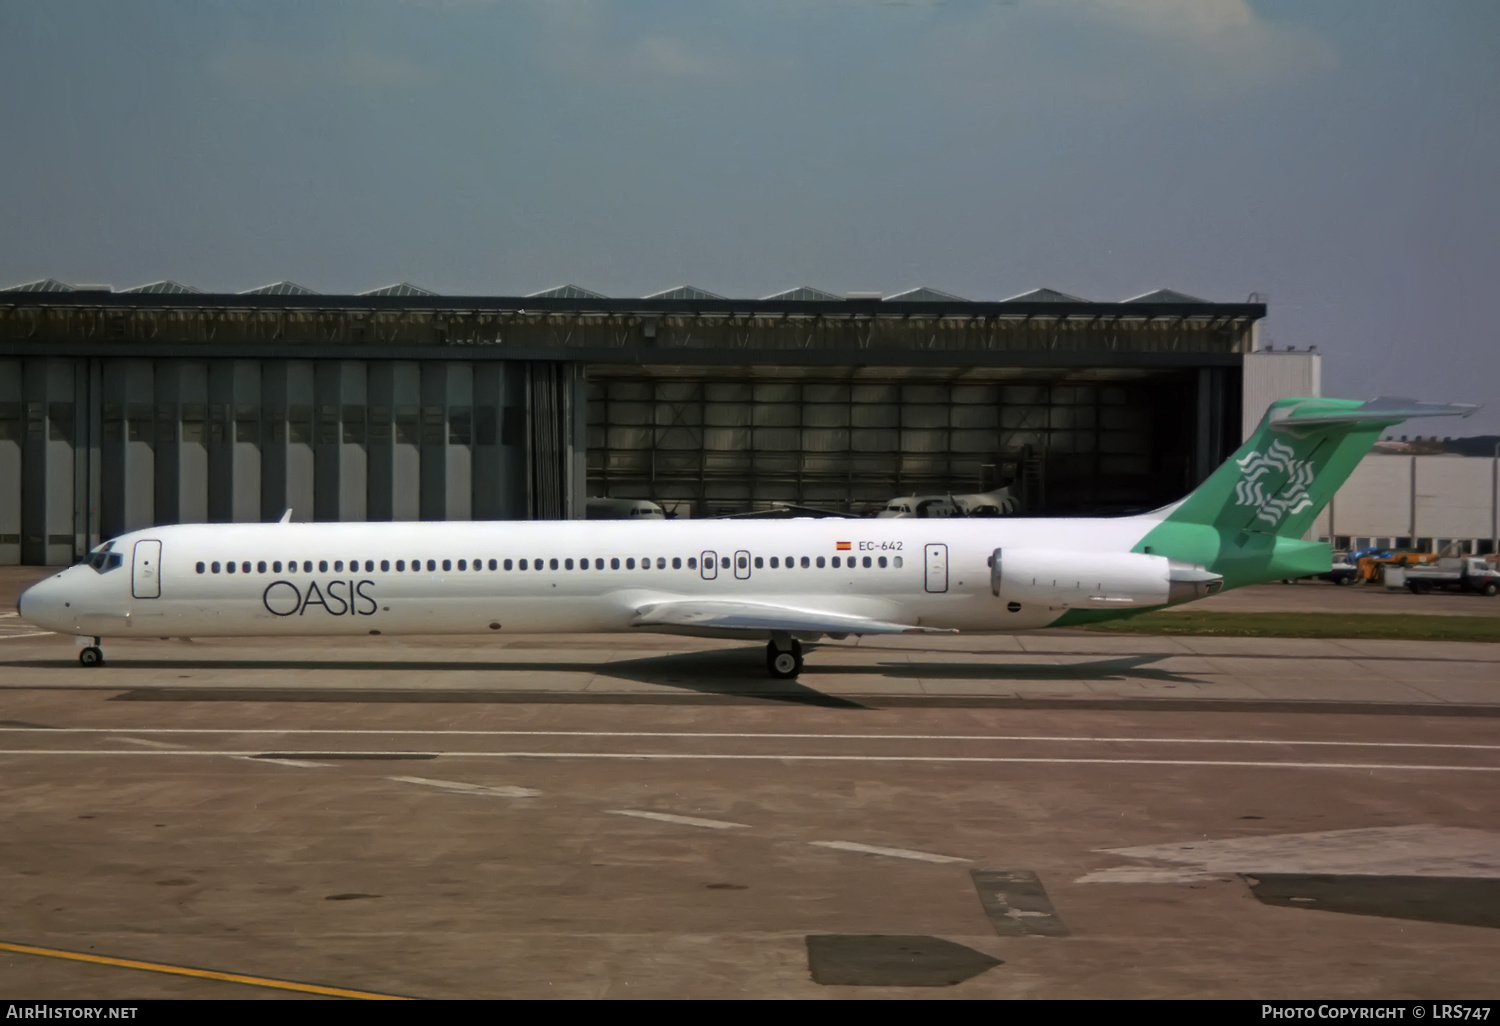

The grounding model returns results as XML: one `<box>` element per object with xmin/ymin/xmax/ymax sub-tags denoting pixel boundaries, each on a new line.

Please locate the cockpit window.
<box><xmin>87</xmin><ymin>551</ymin><xmax>123</xmax><ymax>573</ymax></box>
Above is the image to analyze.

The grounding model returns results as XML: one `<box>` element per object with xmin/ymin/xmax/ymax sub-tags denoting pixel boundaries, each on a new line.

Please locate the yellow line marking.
<box><xmin>0</xmin><ymin>940</ymin><xmax>411</xmax><ymax>1000</ymax></box>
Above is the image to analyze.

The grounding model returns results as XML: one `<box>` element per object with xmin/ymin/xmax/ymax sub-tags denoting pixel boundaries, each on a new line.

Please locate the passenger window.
<box><xmin>753</xmin><ymin>556</ymin><xmax>763</xmax><ymax>569</ymax></box>
<box><xmin>550</xmin><ymin>558</ymin><xmax>559</xmax><ymax>570</ymax></box>
<box><xmin>769</xmin><ymin>557</ymin><xmax>779</xmax><ymax>568</ymax></box>
<box><xmin>534</xmin><ymin>559</ymin><xmax>544</xmax><ymax>571</ymax></box>
<box><xmin>737</xmin><ymin>555</ymin><xmax>748</xmax><ymax>570</ymax></box>
<box><xmin>721</xmin><ymin>556</ymin><xmax>730</xmax><ymax>569</ymax></box>
<box><xmin>626</xmin><ymin>558</ymin><xmax>635</xmax><ymax>569</ymax></box>
<box><xmin>785</xmin><ymin>555</ymin><xmax>793</xmax><ymax>567</ymax></box>
<box><xmin>257</xmin><ymin>561</ymin><xmax>267</xmax><ymax>573</ymax></box>
<box><xmin>641</xmin><ymin>558</ymin><xmax>650</xmax><ymax>571</ymax></box>
<box><xmin>611</xmin><ymin>558</ymin><xmax>620</xmax><ymax>569</ymax></box>
<box><xmin>562</xmin><ymin>558</ymin><xmax>572</xmax><ymax>570</ymax></box>
<box><xmin>441</xmin><ymin>559</ymin><xmax>450</xmax><ymax>571</ymax></box>
<box><xmin>816</xmin><ymin>556</ymin><xmax>825</xmax><ymax>568</ymax></box>
<box><xmin>893</xmin><ymin>556</ymin><xmax>903</xmax><ymax>568</ymax></box>
<box><xmin>242</xmin><ymin>562</ymin><xmax>251</xmax><ymax>573</ymax></box>
<box><xmin>380</xmin><ymin>560</ymin><xmax>389</xmax><ymax>572</ymax></box>
<box><xmin>396</xmin><ymin>560</ymin><xmax>405</xmax><ymax>571</ymax></box>
<box><xmin>211</xmin><ymin>561</ymin><xmax>221</xmax><ymax>573</ymax></box>
<box><xmin>489</xmin><ymin>558</ymin><xmax>498</xmax><ymax>570</ymax></box>
<box><xmin>832</xmin><ymin>556</ymin><xmax>841</xmax><ymax>568</ymax></box>
<box><xmin>427</xmin><ymin>559</ymin><xmax>436</xmax><ymax>571</ymax></box>
<box><xmin>227</xmin><ymin>562</ymin><xmax>236</xmax><ymax>574</ymax></box>
<box><xmin>366</xmin><ymin>560</ymin><xmax>375</xmax><ymax>572</ymax></box>
<box><xmin>800</xmin><ymin>556</ymin><xmax>810</xmax><ymax>568</ymax></box>
<box><xmin>303</xmin><ymin>561</ymin><xmax>312</xmax><ymax>573</ymax></box>
<box><xmin>333</xmin><ymin>561</ymin><xmax>343</xmax><ymax>572</ymax></box>
<box><xmin>196</xmin><ymin>561</ymin><xmax>205</xmax><ymax>574</ymax></box>
<box><xmin>458</xmin><ymin>560</ymin><xmax>467</xmax><ymax>571</ymax></box>
<box><xmin>878</xmin><ymin>556</ymin><xmax>887</xmax><ymax>568</ymax></box>
<box><xmin>672</xmin><ymin>557</ymin><xmax>681</xmax><ymax>569</ymax></box>
<box><xmin>656</xmin><ymin>557</ymin><xmax>666</xmax><ymax>569</ymax></box>
<box><xmin>273</xmin><ymin>561</ymin><xmax>282</xmax><ymax>573</ymax></box>
<box><xmin>519</xmin><ymin>559</ymin><xmax>528</xmax><ymax>570</ymax></box>
<box><xmin>504</xmin><ymin>559</ymin><xmax>513</xmax><ymax>570</ymax></box>
<box><xmin>595</xmin><ymin>558</ymin><xmax>605</xmax><ymax>569</ymax></box>
<box><xmin>687</xmin><ymin>557</ymin><xmax>697</xmax><ymax>569</ymax></box>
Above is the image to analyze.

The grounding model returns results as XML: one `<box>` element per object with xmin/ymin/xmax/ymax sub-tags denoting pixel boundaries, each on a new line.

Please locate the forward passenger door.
<box><xmin>132</xmin><ymin>539</ymin><xmax>162</xmax><ymax>599</ymax></box>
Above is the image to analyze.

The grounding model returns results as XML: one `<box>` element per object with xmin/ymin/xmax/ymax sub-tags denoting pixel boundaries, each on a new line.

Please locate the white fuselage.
<box><xmin>18</xmin><ymin>517</ymin><xmax>1156</xmax><ymax>640</ymax></box>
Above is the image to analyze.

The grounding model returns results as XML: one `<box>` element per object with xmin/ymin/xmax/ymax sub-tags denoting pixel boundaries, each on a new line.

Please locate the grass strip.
<box><xmin>1081</xmin><ymin>611</ymin><xmax>1500</xmax><ymax>642</ymax></box>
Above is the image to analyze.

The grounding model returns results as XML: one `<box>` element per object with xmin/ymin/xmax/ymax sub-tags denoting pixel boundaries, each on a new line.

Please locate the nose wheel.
<box><xmin>766</xmin><ymin>639</ymin><xmax>803</xmax><ymax>679</ymax></box>
<box><xmin>79</xmin><ymin>641</ymin><xmax>104</xmax><ymax>667</ymax></box>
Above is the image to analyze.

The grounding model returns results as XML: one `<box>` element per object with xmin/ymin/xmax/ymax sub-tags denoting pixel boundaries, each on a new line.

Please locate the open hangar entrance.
<box><xmin>0</xmin><ymin>282</ymin><xmax>1258</xmax><ymax>562</ymax></box>
<box><xmin>588</xmin><ymin>365</ymin><xmax>1239</xmax><ymax>518</ymax></box>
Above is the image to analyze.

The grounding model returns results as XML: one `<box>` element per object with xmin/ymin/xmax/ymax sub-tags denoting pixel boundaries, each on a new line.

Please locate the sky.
<box><xmin>2</xmin><ymin>0</ymin><xmax>1498</xmax><ymax>432</ymax></box>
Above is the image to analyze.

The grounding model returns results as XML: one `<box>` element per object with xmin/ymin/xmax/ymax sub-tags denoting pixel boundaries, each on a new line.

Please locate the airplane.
<box><xmin>16</xmin><ymin>397</ymin><xmax>1476</xmax><ymax>680</ymax></box>
<box><xmin>875</xmin><ymin>486</ymin><xmax>1018</xmax><ymax>518</ymax></box>
<box><xmin>585</xmin><ymin>497</ymin><xmax>666</xmax><ymax>520</ymax></box>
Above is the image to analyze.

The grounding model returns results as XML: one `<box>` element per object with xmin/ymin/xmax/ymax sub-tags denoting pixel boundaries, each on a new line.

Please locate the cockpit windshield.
<box><xmin>86</xmin><ymin>541</ymin><xmax>123</xmax><ymax>574</ymax></box>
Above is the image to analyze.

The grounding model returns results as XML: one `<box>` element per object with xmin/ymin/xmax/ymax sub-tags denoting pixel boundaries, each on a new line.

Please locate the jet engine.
<box><xmin>990</xmin><ymin>548</ymin><xmax>1222</xmax><ymax>610</ymax></box>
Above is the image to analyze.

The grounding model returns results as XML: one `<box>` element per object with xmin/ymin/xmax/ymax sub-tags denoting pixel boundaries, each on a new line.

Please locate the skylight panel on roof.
<box><xmin>526</xmin><ymin>284</ymin><xmax>608</xmax><ymax>300</ymax></box>
<box><xmin>761</xmin><ymin>286</ymin><xmax>841</xmax><ymax>302</ymax></box>
<box><xmin>359</xmin><ymin>283</ymin><xmax>435</xmax><ymax>297</ymax></box>
<box><xmin>121</xmin><ymin>280</ymin><xmax>201</xmax><ymax>294</ymax></box>
<box><xmin>643</xmin><ymin>285</ymin><xmax>724</xmax><ymax>301</ymax></box>
<box><xmin>885</xmin><ymin>286</ymin><xmax>967</xmax><ymax>302</ymax></box>
<box><xmin>1122</xmin><ymin>288</ymin><xmax>1207</xmax><ymax>304</ymax></box>
<box><xmin>1002</xmin><ymin>288</ymin><xmax>1090</xmax><ymax>303</ymax></box>
<box><xmin>241</xmin><ymin>281</ymin><xmax>317</xmax><ymax>296</ymax></box>
<box><xmin>1</xmin><ymin>278</ymin><xmax>76</xmax><ymax>292</ymax></box>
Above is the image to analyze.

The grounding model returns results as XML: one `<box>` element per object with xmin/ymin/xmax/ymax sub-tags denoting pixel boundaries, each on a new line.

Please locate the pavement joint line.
<box><xmin>808</xmin><ymin>840</ymin><xmax>969</xmax><ymax>863</ymax></box>
<box><xmin>609</xmin><ymin>809</ymin><xmax>749</xmax><ymax>829</ymax></box>
<box><xmin>0</xmin><ymin>749</ymin><xmax>1497</xmax><ymax>771</ymax></box>
<box><xmin>1</xmin><ymin>728</ymin><xmax>1496</xmax><ymax>750</ymax></box>
<box><xmin>0</xmin><ymin>940</ymin><xmax>411</xmax><ymax>1000</ymax></box>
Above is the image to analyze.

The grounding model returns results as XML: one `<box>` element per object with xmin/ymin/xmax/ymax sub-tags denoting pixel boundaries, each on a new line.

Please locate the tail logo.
<box><xmin>1234</xmin><ymin>439</ymin><xmax>1315</xmax><ymax>526</ymax></box>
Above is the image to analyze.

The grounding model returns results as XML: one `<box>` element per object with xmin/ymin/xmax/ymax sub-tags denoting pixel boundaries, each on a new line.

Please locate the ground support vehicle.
<box><xmin>1403</xmin><ymin>557</ymin><xmax>1500</xmax><ymax>596</ymax></box>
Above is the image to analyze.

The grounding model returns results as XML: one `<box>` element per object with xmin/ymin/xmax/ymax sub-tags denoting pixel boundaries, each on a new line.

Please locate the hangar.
<box><xmin>0</xmin><ymin>278</ymin><xmax>1263</xmax><ymax>565</ymax></box>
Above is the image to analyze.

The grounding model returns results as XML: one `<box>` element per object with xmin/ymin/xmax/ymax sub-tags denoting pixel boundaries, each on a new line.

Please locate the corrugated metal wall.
<box><xmin>0</xmin><ymin>357</ymin><xmax>583</xmax><ymax>564</ymax></box>
<box><xmin>1242</xmin><ymin>350</ymin><xmax>1321</xmax><ymax>440</ymax></box>
<box><xmin>1311</xmin><ymin>455</ymin><xmax>1500</xmax><ymax>553</ymax></box>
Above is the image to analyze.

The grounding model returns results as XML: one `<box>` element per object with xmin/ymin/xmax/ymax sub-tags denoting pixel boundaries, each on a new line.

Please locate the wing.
<box><xmin>630</xmin><ymin>599</ymin><xmax>954</xmax><ymax>639</ymax></box>
<box><xmin>710</xmin><ymin>503</ymin><xmax>863</xmax><ymax>519</ymax></box>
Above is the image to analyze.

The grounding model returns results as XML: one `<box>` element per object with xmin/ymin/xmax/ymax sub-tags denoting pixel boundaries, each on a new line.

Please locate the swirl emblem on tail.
<box><xmin>1234</xmin><ymin>439</ymin><xmax>1316</xmax><ymax>527</ymax></box>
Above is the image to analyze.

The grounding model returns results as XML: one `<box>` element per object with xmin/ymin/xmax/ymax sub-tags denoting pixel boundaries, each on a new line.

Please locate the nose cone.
<box><xmin>17</xmin><ymin>573</ymin><xmax>71</xmax><ymax>633</ymax></box>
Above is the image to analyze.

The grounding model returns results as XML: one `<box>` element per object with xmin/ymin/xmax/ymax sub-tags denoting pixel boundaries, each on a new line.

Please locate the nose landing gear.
<box><xmin>79</xmin><ymin>638</ymin><xmax>104</xmax><ymax>667</ymax></box>
<box><xmin>765</xmin><ymin>638</ymin><xmax>803</xmax><ymax>679</ymax></box>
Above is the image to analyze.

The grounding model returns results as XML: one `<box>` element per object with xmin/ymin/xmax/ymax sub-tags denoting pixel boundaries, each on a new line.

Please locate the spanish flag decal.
<box><xmin>836</xmin><ymin>541</ymin><xmax>852</xmax><ymax>551</ymax></box>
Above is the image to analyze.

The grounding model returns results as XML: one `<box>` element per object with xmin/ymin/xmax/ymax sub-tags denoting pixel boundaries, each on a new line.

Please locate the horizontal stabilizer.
<box><xmin>1270</xmin><ymin>396</ymin><xmax>1479</xmax><ymax>431</ymax></box>
<box><xmin>631</xmin><ymin>599</ymin><xmax>953</xmax><ymax>637</ymax></box>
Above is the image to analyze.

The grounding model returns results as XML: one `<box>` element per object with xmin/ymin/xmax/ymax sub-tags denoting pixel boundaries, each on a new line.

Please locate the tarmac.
<box><xmin>1</xmin><ymin>566</ymin><xmax>1497</xmax><ymax>998</ymax></box>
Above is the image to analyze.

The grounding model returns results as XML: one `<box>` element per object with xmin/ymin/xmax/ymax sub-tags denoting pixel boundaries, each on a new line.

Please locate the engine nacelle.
<box><xmin>990</xmin><ymin>548</ymin><xmax>1222</xmax><ymax>610</ymax></box>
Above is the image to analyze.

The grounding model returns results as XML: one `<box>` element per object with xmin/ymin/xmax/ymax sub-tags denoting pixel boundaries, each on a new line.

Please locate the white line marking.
<box><xmin>0</xmin><ymin>728</ymin><xmax>1494</xmax><ymax>751</ymax></box>
<box><xmin>0</xmin><ymin>631</ymin><xmax>54</xmax><ymax>640</ymax></box>
<box><xmin>809</xmin><ymin>841</ymin><xmax>968</xmax><ymax>864</ymax></box>
<box><xmin>118</xmin><ymin>737</ymin><xmax>186</xmax><ymax>750</ymax></box>
<box><xmin>609</xmin><ymin>810</ymin><xmax>749</xmax><ymax>830</ymax></box>
<box><xmin>390</xmin><ymin>776</ymin><xmax>540</xmax><ymax>798</ymax></box>
<box><xmin>0</xmin><ymin>750</ymin><xmax>1495</xmax><ymax>772</ymax></box>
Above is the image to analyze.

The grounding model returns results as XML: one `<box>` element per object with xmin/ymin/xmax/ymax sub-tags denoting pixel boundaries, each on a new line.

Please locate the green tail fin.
<box><xmin>1136</xmin><ymin>397</ymin><xmax>1477</xmax><ymax>588</ymax></box>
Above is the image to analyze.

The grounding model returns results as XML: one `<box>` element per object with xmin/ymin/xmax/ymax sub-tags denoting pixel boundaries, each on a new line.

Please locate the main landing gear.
<box><xmin>79</xmin><ymin>638</ymin><xmax>104</xmax><ymax>667</ymax></box>
<box><xmin>766</xmin><ymin>638</ymin><xmax>803</xmax><ymax>680</ymax></box>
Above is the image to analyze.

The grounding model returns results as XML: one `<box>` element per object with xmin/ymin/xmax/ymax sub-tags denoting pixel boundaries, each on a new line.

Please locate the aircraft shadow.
<box><xmin>0</xmin><ymin>648</ymin><xmax>1203</xmax><ymax>709</ymax></box>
